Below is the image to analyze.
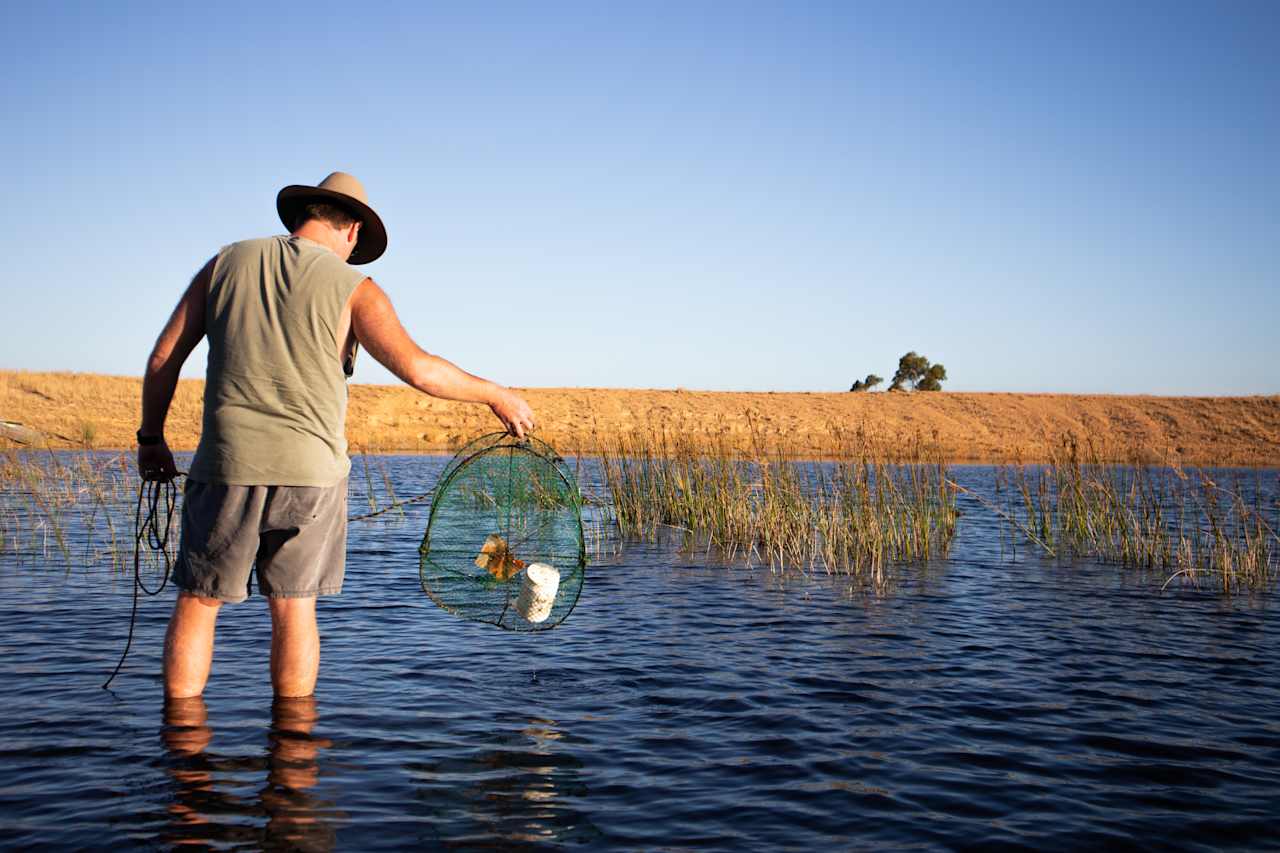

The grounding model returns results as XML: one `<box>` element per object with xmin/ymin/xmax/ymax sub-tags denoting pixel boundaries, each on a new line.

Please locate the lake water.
<box><xmin>1</xmin><ymin>454</ymin><xmax>1278</xmax><ymax>850</ymax></box>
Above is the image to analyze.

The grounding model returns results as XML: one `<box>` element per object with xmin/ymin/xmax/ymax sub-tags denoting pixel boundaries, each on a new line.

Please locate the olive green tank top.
<box><xmin>189</xmin><ymin>236</ymin><xmax>367</xmax><ymax>486</ymax></box>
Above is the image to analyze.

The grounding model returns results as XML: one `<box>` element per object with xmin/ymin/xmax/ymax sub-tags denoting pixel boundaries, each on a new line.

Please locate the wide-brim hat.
<box><xmin>277</xmin><ymin>171</ymin><xmax>387</xmax><ymax>264</ymax></box>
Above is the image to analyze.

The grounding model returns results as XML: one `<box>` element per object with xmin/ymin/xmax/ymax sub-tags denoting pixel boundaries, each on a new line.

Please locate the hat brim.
<box><xmin>277</xmin><ymin>185</ymin><xmax>387</xmax><ymax>265</ymax></box>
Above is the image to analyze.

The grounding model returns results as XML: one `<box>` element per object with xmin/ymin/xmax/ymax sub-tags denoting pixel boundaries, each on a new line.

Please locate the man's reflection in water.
<box><xmin>159</xmin><ymin>696</ymin><xmax>338</xmax><ymax>851</ymax></box>
<box><xmin>260</xmin><ymin>696</ymin><xmax>338</xmax><ymax>851</ymax></box>
<box><xmin>161</xmin><ymin>696</ymin><xmax>222</xmax><ymax>844</ymax></box>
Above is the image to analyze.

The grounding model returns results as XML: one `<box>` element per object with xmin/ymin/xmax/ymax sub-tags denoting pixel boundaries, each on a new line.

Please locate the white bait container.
<box><xmin>516</xmin><ymin>563</ymin><xmax>560</xmax><ymax>623</ymax></box>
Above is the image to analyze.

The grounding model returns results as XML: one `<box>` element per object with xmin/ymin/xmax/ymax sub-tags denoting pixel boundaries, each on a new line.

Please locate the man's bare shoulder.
<box><xmin>349</xmin><ymin>277</ymin><xmax>394</xmax><ymax>312</ymax></box>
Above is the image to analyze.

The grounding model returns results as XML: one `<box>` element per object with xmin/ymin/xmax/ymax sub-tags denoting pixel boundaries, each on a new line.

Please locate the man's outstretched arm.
<box><xmin>138</xmin><ymin>258</ymin><xmax>211</xmax><ymax>479</ymax></box>
<box><xmin>349</xmin><ymin>278</ymin><xmax>536</xmax><ymax>438</ymax></box>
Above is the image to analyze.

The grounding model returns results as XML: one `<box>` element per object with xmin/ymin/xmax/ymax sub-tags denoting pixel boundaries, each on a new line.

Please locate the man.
<box><xmin>138</xmin><ymin>172</ymin><xmax>534</xmax><ymax>699</ymax></box>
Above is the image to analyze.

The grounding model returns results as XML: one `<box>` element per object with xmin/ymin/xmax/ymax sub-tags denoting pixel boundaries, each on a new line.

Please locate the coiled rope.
<box><xmin>101</xmin><ymin>474</ymin><xmax>182</xmax><ymax>690</ymax></box>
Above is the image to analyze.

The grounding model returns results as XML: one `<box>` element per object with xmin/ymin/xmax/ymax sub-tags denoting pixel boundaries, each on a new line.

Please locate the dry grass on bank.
<box><xmin>1</xmin><ymin>370</ymin><xmax>1278</xmax><ymax>465</ymax></box>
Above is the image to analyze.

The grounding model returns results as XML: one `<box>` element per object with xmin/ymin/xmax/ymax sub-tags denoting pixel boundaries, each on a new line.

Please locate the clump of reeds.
<box><xmin>0</xmin><ymin>447</ymin><xmax>156</xmax><ymax>572</ymax></box>
<box><xmin>350</xmin><ymin>445</ymin><xmax>406</xmax><ymax>520</ymax></box>
<box><xmin>999</xmin><ymin>436</ymin><xmax>1279</xmax><ymax>591</ymax></box>
<box><xmin>595</xmin><ymin>422</ymin><xmax>957</xmax><ymax>584</ymax></box>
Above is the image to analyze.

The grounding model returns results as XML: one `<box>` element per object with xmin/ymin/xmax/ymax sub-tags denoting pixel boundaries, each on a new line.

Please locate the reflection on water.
<box><xmin>160</xmin><ymin>696</ymin><xmax>339</xmax><ymax>851</ymax></box>
<box><xmin>156</xmin><ymin>697</ymin><xmax>597</xmax><ymax>849</ymax></box>
<box><xmin>160</xmin><ymin>696</ymin><xmax>220</xmax><ymax>845</ymax></box>
<box><xmin>262</xmin><ymin>697</ymin><xmax>338</xmax><ymax>851</ymax></box>
<box><xmin>402</xmin><ymin>710</ymin><xmax>599</xmax><ymax>847</ymax></box>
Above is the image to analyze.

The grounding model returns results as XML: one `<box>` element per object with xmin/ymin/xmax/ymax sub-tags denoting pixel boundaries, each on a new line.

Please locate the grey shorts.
<box><xmin>174</xmin><ymin>478</ymin><xmax>349</xmax><ymax>603</ymax></box>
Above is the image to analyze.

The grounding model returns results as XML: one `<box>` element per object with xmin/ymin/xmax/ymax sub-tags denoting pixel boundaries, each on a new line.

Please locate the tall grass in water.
<box><xmin>1002</xmin><ymin>437</ymin><xmax>1279</xmax><ymax>591</ymax></box>
<box><xmin>596</xmin><ymin>425</ymin><xmax>957</xmax><ymax>584</ymax></box>
<box><xmin>0</xmin><ymin>448</ymin><xmax>150</xmax><ymax>572</ymax></box>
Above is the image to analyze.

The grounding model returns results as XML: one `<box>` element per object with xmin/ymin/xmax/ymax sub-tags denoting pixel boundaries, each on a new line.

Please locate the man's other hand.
<box><xmin>138</xmin><ymin>440</ymin><xmax>179</xmax><ymax>482</ymax></box>
<box><xmin>490</xmin><ymin>389</ymin><xmax>536</xmax><ymax>439</ymax></box>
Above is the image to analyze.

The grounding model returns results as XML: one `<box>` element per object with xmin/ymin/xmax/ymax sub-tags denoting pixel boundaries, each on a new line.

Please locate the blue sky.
<box><xmin>2</xmin><ymin>1</ymin><xmax>1276</xmax><ymax>394</ymax></box>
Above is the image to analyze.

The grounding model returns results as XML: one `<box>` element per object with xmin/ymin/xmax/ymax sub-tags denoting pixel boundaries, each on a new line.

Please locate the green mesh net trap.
<box><xmin>419</xmin><ymin>433</ymin><xmax>586</xmax><ymax>630</ymax></box>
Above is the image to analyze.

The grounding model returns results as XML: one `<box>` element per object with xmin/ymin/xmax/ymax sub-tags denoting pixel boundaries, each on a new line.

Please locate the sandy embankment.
<box><xmin>1</xmin><ymin>371</ymin><xmax>1277</xmax><ymax>465</ymax></box>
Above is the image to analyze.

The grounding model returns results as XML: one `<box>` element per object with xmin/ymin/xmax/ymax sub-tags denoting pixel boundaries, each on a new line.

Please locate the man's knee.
<box><xmin>175</xmin><ymin>591</ymin><xmax>223</xmax><ymax>612</ymax></box>
<box><xmin>169</xmin><ymin>592</ymin><xmax>222</xmax><ymax>630</ymax></box>
<box><xmin>268</xmin><ymin>595</ymin><xmax>317</xmax><ymax>627</ymax></box>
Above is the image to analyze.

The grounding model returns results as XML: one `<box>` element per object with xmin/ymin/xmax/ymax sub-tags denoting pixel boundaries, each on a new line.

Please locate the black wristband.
<box><xmin>136</xmin><ymin>431</ymin><xmax>163</xmax><ymax>446</ymax></box>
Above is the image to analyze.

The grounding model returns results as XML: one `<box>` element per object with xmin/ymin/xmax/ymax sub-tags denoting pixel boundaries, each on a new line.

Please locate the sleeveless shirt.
<box><xmin>188</xmin><ymin>236</ymin><xmax>367</xmax><ymax>486</ymax></box>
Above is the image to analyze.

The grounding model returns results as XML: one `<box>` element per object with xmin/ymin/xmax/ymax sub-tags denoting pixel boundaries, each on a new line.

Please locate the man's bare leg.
<box><xmin>269</xmin><ymin>597</ymin><xmax>320</xmax><ymax>697</ymax></box>
<box><xmin>164</xmin><ymin>593</ymin><xmax>222</xmax><ymax>698</ymax></box>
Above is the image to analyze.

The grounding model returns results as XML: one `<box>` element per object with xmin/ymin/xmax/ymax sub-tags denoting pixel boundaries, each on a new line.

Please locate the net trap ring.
<box><xmin>419</xmin><ymin>432</ymin><xmax>586</xmax><ymax>630</ymax></box>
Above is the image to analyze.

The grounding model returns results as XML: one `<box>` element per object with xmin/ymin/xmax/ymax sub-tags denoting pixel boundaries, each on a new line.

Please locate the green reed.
<box><xmin>1000</xmin><ymin>437</ymin><xmax>1279</xmax><ymax>591</ymax></box>
<box><xmin>595</xmin><ymin>424</ymin><xmax>957</xmax><ymax>584</ymax></box>
<box><xmin>0</xmin><ymin>447</ymin><xmax>158</xmax><ymax>572</ymax></box>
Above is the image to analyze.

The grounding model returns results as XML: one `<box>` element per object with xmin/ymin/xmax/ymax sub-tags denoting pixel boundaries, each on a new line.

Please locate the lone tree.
<box><xmin>888</xmin><ymin>351</ymin><xmax>947</xmax><ymax>392</ymax></box>
<box><xmin>849</xmin><ymin>373</ymin><xmax>883</xmax><ymax>392</ymax></box>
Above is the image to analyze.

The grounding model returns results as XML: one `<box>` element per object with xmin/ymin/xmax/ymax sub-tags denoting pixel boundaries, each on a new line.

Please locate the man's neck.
<box><xmin>291</xmin><ymin>221</ymin><xmax>343</xmax><ymax>255</ymax></box>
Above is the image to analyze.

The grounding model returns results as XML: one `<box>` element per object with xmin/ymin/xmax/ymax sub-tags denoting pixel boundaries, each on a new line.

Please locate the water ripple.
<box><xmin>0</xmin><ymin>460</ymin><xmax>1277</xmax><ymax>849</ymax></box>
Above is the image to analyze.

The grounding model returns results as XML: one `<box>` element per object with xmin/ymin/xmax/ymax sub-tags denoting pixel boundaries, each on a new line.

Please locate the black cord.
<box><xmin>102</xmin><ymin>475</ymin><xmax>182</xmax><ymax>690</ymax></box>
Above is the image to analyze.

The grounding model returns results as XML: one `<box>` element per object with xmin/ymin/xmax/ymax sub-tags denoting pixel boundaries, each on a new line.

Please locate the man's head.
<box><xmin>293</xmin><ymin>201</ymin><xmax>358</xmax><ymax>232</ymax></box>
<box><xmin>276</xmin><ymin>172</ymin><xmax>387</xmax><ymax>264</ymax></box>
<box><xmin>292</xmin><ymin>201</ymin><xmax>362</xmax><ymax>262</ymax></box>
